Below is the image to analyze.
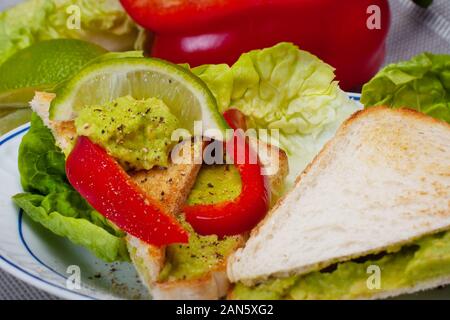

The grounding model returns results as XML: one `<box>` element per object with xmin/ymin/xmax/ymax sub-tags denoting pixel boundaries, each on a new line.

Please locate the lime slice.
<box><xmin>0</xmin><ymin>39</ymin><xmax>107</xmax><ymax>108</ymax></box>
<box><xmin>50</xmin><ymin>58</ymin><xmax>230</xmax><ymax>139</ymax></box>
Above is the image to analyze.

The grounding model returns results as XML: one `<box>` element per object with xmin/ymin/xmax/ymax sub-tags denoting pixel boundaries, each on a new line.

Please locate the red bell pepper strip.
<box><xmin>121</xmin><ymin>0</ymin><xmax>390</xmax><ymax>91</ymax></box>
<box><xmin>223</xmin><ymin>109</ymin><xmax>247</xmax><ymax>131</ymax></box>
<box><xmin>183</xmin><ymin>114</ymin><xmax>270</xmax><ymax>237</ymax></box>
<box><xmin>66</xmin><ymin>136</ymin><xmax>188</xmax><ymax>246</ymax></box>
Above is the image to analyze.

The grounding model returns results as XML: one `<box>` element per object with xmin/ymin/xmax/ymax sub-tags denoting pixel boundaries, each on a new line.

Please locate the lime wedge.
<box><xmin>50</xmin><ymin>58</ymin><xmax>229</xmax><ymax>139</ymax></box>
<box><xmin>0</xmin><ymin>39</ymin><xmax>107</xmax><ymax>108</ymax></box>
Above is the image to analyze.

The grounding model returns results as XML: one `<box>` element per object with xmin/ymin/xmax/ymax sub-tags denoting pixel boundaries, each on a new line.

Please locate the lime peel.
<box><xmin>50</xmin><ymin>58</ymin><xmax>229</xmax><ymax>140</ymax></box>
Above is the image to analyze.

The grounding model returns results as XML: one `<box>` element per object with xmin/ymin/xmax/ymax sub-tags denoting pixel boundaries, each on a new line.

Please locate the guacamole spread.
<box><xmin>159</xmin><ymin>218</ymin><xmax>242</xmax><ymax>281</ymax></box>
<box><xmin>157</xmin><ymin>164</ymin><xmax>243</xmax><ymax>281</ymax></box>
<box><xmin>75</xmin><ymin>95</ymin><xmax>179</xmax><ymax>170</ymax></box>
<box><xmin>187</xmin><ymin>164</ymin><xmax>242</xmax><ymax>205</ymax></box>
<box><xmin>232</xmin><ymin>231</ymin><xmax>450</xmax><ymax>299</ymax></box>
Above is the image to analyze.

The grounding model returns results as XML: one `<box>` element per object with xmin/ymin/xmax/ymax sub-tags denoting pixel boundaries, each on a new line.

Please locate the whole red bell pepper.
<box><xmin>120</xmin><ymin>0</ymin><xmax>391</xmax><ymax>91</ymax></box>
<box><xmin>66</xmin><ymin>136</ymin><xmax>189</xmax><ymax>247</ymax></box>
<box><xmin>183</xmin><ymin>113</ymin><xmax>270</xmax><ymax>237</ymax></box>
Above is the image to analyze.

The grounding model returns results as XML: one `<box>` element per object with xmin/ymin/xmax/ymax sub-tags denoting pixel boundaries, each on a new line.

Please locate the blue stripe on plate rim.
<box><xmin>0</xmin><ymin>92</ymin><xmax>362</xmax><ymax>300</ymax></box>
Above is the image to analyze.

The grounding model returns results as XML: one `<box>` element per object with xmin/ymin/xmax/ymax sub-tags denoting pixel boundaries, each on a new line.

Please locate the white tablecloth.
<box><xmin>0</xmin><ymin>0</ymin><xmax>449</xmax><ymax>300</ymax></box>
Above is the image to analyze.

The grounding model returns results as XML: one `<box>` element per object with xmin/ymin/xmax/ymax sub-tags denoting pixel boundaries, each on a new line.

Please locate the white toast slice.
<box><xmin>228</xmin><ymin>107</ymin><xmax>450</xmax><ymax>286</ymax></box>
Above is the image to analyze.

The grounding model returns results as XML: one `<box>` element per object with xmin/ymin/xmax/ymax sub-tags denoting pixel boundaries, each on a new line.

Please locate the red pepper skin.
<box><xmin>121</xmin><ymin>0</ymin><xmax>390</xmax><ymax>91</ymax></box>
<box><xmin>66</xmin><ymin>136</ymin><xmax>188</xmax><ymax>246</ymax></box>
<box><xmin>120</xmin><ymin>0</ymin><xmax>248</xmax><ymax>33</ymax></box>
<box><xmin>223</xmin><ymin>109</ymin><xmax>247</xmax><ymax>131</ymax></box>
<box><xmin>183</xmin><ymin>122</ymin><xmax>270</xmax><ymax>237</ymax></box>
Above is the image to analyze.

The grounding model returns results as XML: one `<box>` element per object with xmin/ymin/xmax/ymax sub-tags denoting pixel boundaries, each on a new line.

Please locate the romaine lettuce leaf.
<box><xmin>13</xmin><ymin>193</ymin><xmax>128</xmax><ymax>262</ymax></box>
<box><xmin>192</xmin><ymin>43</ymin><xmax>359</xmax><ymax>188</ymax></box>
<box><xmin>361</xmin><ymin>53</ymin><xmax>450</xmax><ymax>123</ymax></box>
<box><xmin>18</xmin><ymin>112</ymin><xmax>71</xmax><ymax>194</ymax></box>
<box><xmin>0</xmin><ymin>0</ymin><xmax>138</xmax><ymax>65</ymax></box>
<box><xmin>14</xmin><ymin>112</ymin><xmax>128</xmax><ymax>262</ymax></box>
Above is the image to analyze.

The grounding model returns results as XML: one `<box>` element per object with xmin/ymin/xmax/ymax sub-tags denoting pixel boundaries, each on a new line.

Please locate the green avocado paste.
<box><xmin>159</xmin><ymin>218</ymin><xmax>242</xmax><ymax>281</ymax></box>
<box><xmin>232</xmin><ymin>231</ymin><xmax>450</xmax><ymax>299</ymax></box>
<box><xmin>75</xmin><ymin>95</ymin><xmax>179</xmax><ymax>170</ymax></box>
<box><xmin>158</xmin><ymin>164</ymin><xmax>243</xmax><ymax>281</ymax></box>
<box><xmin>187</xmin><ymin>164</ymin><xmax>242</xmax><ymax>205</ymax></box>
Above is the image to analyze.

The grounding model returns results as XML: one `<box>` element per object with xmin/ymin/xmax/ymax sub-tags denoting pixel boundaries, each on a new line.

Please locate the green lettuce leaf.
<box><xmin>0</xmin><ymin>0</ymin><xmax>139</xmax><ymax>65</ymax></box>
<box><xmin>14</xmin><ymin>112</ymin><xmax>128</xmax><ymax>262</ymax></box>
<box><xmin>361</xmin><ymin>53</ymin><xmax>450</xmax><ymax>123</ymax></box>
<box><xmin>18</xmin><ymin>112</ymin><xmax>71</xmax><ymax>194</ymax></box>
<box><xmin>192</xmin><ymin>43</ymin><xmax>359</xmax><ymax>187</ymax></box>
<box><xmin>13</xmin><ymin>193</ymin><xmax>128</xmax><ymax>262</ymax></box>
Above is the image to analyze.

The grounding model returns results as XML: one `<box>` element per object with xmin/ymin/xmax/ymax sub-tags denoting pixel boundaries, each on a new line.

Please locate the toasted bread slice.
<box><xmin>31</xmin><ymin>92</ymin><xmax>77</xmax><ymax>153</ymax></box>
<box><xmin>126</xmin><ymin>139</ymin><xmax>242</xmax><ymax>300</ymax></box>
<box><xmin>31</xmin><ymin>91</ymin><xmax>288</xmax><ymax>300</ymax></box>
<box><xmin>249</xmin><ymin>136</ymin><xmax>288</xmax><ymax>202</ymax></box>
<box><xmin>128</xmin><ymin>233</ymin><xmax>246</xmax><ymax>300</ymax></box>
<box><xmin>228</xmin><ymin>107</ymin><xmax>450</xmax><ymax>290</ymax></box>
<box><xmin>31</xmin><ymin>92</ymin><xmax>222</xmax><ymax>299</ymax></box>
<box><xmin>129</xmin><ymin>140</ymin><xmax>204</xmax><ymax>216</ymax></box>
<box><xmin>127</xmin><ymin>139</ymin><xmax>288</xmax><ymax>300</ymax></box>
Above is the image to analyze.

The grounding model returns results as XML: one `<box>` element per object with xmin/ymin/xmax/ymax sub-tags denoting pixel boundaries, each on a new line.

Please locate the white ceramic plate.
<box><xmin>1</xmin><ymin>94</ymin><xmax>449</xmax><ymax>300</ymax></box>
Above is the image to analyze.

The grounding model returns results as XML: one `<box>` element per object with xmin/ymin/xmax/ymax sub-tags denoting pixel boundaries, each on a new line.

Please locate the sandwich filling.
<box><xmin>159</xmin><ymin>216</ymin><xmax>242</xmax><ymax>281</ymax></box>
<box><xmin>75</xmin><ymin>95</ymin><xmax>179</xmax><ymax>170</ymax></box>
<box><xmin>159</xmin><ymin>164</ymin><xmax>243</xmax><ymax>281</ymax></box>
<box><xmin>187</xmin><ymin>164</ymin><xmax>242</xmax><ymax>205</ymax></box>
<box><xmin>232</xmin><ymin>231</ymin><xmax>450</xmax><ymax>299</ymax></box>
<box><xmin>74</xmin><ymin>94</ymin><xmax>245</xmax><ymax>281</ymax></box>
